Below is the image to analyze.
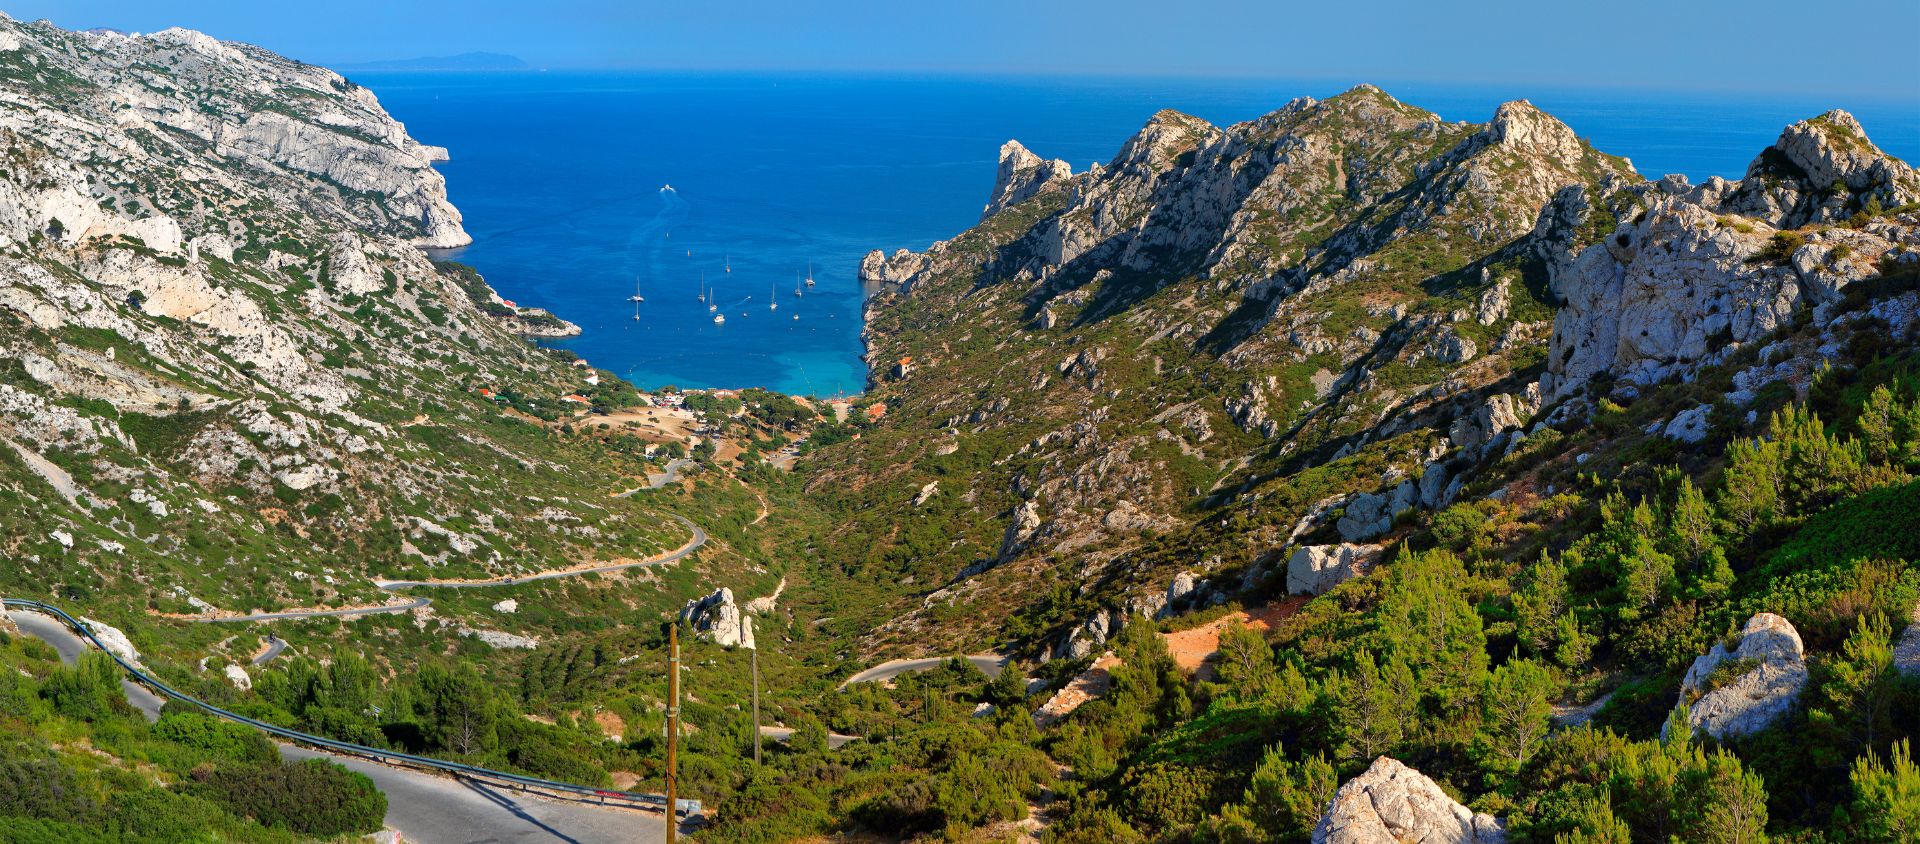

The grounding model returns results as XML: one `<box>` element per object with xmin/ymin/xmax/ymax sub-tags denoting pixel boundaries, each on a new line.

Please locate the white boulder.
<box><xmin>1668</xmin><ymin>612</ymin><xmax>1808</xmax><ymax>740</ymax></box>
<box><xmin>1314</xmin><ymin>756</ymin><xmax>1505</xmax><ymax>844</ymax></box>
<box><xmin>1287</xmin><ymin>544</ymin><xmax>1382</xmax><ymax>596</ymax></box>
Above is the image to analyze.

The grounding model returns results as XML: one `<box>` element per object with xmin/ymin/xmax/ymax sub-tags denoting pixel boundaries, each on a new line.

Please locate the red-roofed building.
<box><xmin>561</xmin><ymin>394</ymin><xmax>591</xmax><ymax>405</ymax></box>
<box><xmin>864</xmin><ymin>402</ymin><xmax>888</xmax><ymax>421</ymax></box>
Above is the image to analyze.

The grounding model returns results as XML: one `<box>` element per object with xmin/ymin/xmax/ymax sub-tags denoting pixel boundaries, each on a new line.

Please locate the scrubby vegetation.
<box><xmin>0</xmin><ymin>631</ymin><xmax>383</xmax><ymax>841</ymax></box>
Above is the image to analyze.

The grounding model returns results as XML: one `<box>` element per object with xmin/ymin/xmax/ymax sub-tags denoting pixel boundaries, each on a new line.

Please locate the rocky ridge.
<box><xmin>820</xmin><ymin>84</ymin><xmax>1919</xmax><ymax>665</ymax></box>
<box><xmin>0</xmin><ymin>17</ymin><xmax>667</xmax><ymax>622</ymax></box>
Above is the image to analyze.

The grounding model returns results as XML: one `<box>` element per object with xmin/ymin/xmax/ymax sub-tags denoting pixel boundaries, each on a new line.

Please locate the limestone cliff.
<box><xmin>1544</xmin><ymin>110</ymin><xmax>1920</xmax><ymax>400</ymax></box>
<box><xmin>0</xmin><ymin>17</ymin><xmax>665</xmax><ymax>621</ymax></box>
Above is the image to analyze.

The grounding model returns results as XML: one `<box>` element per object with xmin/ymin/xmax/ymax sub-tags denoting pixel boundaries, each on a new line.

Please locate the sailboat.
<box><xmin>627</xmin><ymin>277</ymin><xmax>645</xmax><ymax>304</ymax></box>
<box><xmin>805</xmin><ymin>261</ymin><xmax>815</xmax><ymax>287</ymax></box>
<box><xmin>697</xmin><ymin>272</ymin><xmax>706</xmax><ymax>303</ymax></box>
<box><xmin>770</xmin><ymin>282</ymin><xmax>778</xmax><ymax>312</ymax></box>
<box><xmin>713</xmin><ymin>312</ymin><xmax>725</xmax><ymax>325</ymax></box>
<box><xmin>724</xmin><ymin>254</ymin><xmax>731</xmax><ymax>274</ymax></box>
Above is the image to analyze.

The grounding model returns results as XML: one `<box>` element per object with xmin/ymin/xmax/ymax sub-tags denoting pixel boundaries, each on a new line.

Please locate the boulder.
<box><xmin>1314</xmin><ymin>756</ymin><xmax>1505</xmax><ymax>844</ymax></box>
<box><xmin>680</xmin><ymin>588</ymin><xmax>755</xmax><ymax>649</ymax></box>
<box><xmin>1895</xmin><ymin>601</ymin><xmax>1920</xmax><ymax>678</ymax></box>
<box><xmin>1449</xmin><ymin>394</ymin><xmax>1525</xmax><ymax>453</ymax></box>
<box><xmin>1418</xmin><ymin>462</ymin><xmax>1454</xmax><ymax>509</ymax></box>
<box><xmin>1287</xmin><ymin>543</ymin><xmax>1381</xmax><ymax>596</ymax></box>
<box><xmin>223</xmin><ymin>663</ymin><xmax>252</xmax><ymax>690</ymax></box>
<box><xmin>1662</xmin><ymin>403</ymin><xmax>1713</xmax><ymax>444</ymax></box>
<box><xmin>80</xmin><ymin>616</ymin><xmax>141</xmax><ymax>667</ymax></box>
<box><xmin>1167</xmin><ymin>571</ymin><xmax>1199</xmax><ymax>605</ymax></box>
<box><xmin>1337</xmin><ymin>492</ymin><xmax>1394</xmax><ymax>542</ymax></box>
<box><xmin>491</xmin><ymin>598</ymin><xmax>518</xmax><ymax>613</ymax></box>
<box><xmin>996</xmin><ymin>499</ymin><xmax>1044</xmax><ymax>563</ymax></box>
<box><xmin>1668</xmin><ymin>612</ymin><xmax>1808</xmax><ymax>740</ymax></box>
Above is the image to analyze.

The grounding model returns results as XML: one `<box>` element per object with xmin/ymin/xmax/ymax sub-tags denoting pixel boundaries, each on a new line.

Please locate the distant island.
<box><xmin>336</xmin><ymin>51</ymin><xmax>528</xmax><ymax>71</ymax></box>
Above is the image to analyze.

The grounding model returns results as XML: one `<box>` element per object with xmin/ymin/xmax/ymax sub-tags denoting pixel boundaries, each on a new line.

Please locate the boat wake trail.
<box><xmin>627</xmin><ymin>189</ymin><xmax>692</xmax><ymax>298</ymax></box>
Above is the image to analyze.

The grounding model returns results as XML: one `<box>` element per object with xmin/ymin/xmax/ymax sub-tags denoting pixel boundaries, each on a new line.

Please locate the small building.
<box><xmin>500</xmin><ymin>299</ymin><xmax>518</xmax><ymax>309</ymax></box>
<box><xmin>865</xmin><ymin>402</ymin><xmax>889</xmax><ymax>421</ymax></box>
<box><xmin>892</xmin><ymin>356</ymin><xmax>913</xmax><ymax>379</ymax></box>
<box><xmin>561</xmin><ymin>394</ymin><xmax>591</xmax><ymax>405</ymax></box>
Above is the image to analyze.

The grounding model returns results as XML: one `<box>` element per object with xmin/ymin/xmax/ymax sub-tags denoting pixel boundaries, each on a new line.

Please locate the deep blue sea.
<box><xmin>353</xmin><ymin>72</ymin><xmax>1920</xmax><ymax>396</ymax></box>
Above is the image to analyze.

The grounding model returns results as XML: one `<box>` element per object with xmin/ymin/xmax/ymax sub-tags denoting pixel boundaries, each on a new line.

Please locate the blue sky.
<box><xmin>10</xmin><ymin>0</ymin><xmax>1919</xmax><ymax>96</ymax></box>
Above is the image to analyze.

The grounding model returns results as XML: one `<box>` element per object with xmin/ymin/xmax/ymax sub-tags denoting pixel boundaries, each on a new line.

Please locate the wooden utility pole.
<box><xmin>749</xmin><ymin>617</ymin><xmax>762</xmax><ymax>765</ymax></box>
<box><xmin>666</xmin><ymin>624</ymin><xmax>680</xmax><ymax>844</ymax></box>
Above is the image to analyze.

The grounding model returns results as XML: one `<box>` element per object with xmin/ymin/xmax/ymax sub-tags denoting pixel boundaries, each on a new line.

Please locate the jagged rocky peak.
<box><xmin>1542</xmin><ymin>108</ymin><xmax>1920</xmax><ymax>401</ymax></box>
<box><xmin>1117</xmin><ymin>108</ymin><xmax>1222</xmax><ymax>171</ymax></box>
<box><xmin>1725</xmin><ymin>109</ymin><xmax>1920</xmax><ymax>228</ymax></box>
<box><xmin>0</xmin><ymin>14</ymin><xmax>468</xmax><ymax>247</ymax></box>
<box><xmin>1483</xmin><ymin>99</ymin><xmax>1590</xmax><ymax>163</ymax></box>
<box><xmin>980</xmin><ymin>140</ymin><xmax>1072</xmax><ymax>221</ymax></box>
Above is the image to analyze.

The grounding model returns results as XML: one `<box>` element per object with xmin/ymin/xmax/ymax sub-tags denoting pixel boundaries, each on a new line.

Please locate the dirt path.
<box><xmin>171</xmin><ymin>516</ymin><xmax>705</xmax><ymax>622</ymax></box>
<box><xmin>1161</xmin><ymin>597</ymin><xmax>1308</xmax><ymax>678</ymax></box>
<box><xmin>1552</xmin><ymin>690</ymin><xmax>1616</xmax><ymax>728</ymax></box>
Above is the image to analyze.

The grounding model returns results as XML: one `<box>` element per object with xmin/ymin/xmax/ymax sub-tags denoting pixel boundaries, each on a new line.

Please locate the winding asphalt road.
<box><xmin>251</xmin><ymin>635</ymin><xmax>286</xmax><ymax>666</ymax></box>
<box><xmin>839</xmin><ymin>654</ymin><xmax>1009</xmax><ymax>688</ymax></box>
<box><xmin>757</xmin><ymin>724</ymin><xmax>862</xmax><ymax>749</ymax></box>
<box><xmin>7</xmin><ymin>609</ymin><xmax>672</xmax><ymax>844</ymax></box>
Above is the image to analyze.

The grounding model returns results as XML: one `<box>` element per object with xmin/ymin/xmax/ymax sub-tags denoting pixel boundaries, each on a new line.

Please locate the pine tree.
<box><xmin>1664</xmin><ymin>477</ymin><xmax>1716</xmax><ymax>570</ymax></box>
<box><xmin>1338</xmin><ymin>650</ymin><xmax>1409</xmax><ymax>762</ymax></box>
<box><xmin>1816</xmin><ymin>612</ymin><xmax>1898</xmax><ymax>750</ymax></box>
<box><xmin>1472</xmin><ymin>658</ymin><xmax>1557</xmax><ymax>779</ymax></box>
<box><xmin>1848</xmin><ymin>740</ymin><xmax>1920</xmax><ymax>843</ymax></box>
<box><xmin>1514</xmin><ymin>552</ymin><xmax>1569</xmax><ymax>656</ymax></box>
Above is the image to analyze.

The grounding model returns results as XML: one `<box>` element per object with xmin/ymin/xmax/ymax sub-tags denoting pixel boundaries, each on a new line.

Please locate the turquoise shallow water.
<box><xmin>352</xmin><ymin>71</ymin><xmax>1920</xmax><ymax>396</ymax></box>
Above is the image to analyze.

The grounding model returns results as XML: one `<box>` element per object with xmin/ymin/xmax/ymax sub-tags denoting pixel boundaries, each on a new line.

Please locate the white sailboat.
<box><xmin>770</xmin><ymin>281</ymin><xmax>778</xmax><ymax>312</ymax></box>
<box><xmin>713</xmin><ymin>312</ymin><xmax>725</xmax><ymax>325</ymax></box>
<box><xmin>805</xmin><ymin>261</ymin><xmax>815</xmax><ymax>287</ymax></box>
<box><xmin>697</xmin><ymin>272</ymin><xmax>706</xmax><ymax>303</ymax></box>
<box><xmin>628</xmin><ymin>277</ymin><xmax>645</xmax><ymax>304</ymax></box>
<box><xmin>724</xmin><ymin>254</ymin><xmax>731</xmax><ymax>274</ymax></box>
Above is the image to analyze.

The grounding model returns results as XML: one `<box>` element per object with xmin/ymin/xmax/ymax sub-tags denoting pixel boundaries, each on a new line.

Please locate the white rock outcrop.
<box><xmin>981</xmin><ymin>140</ymin><xmax>1072</xmax><ymax>221</ymax></box>
<box><xmin>1314</xmin><ymin>756</ymin><xmax>1505</xmax><ymax>844</ymax></box>
<box><xmin>1668</xmin><ymin>612</ymin><xmax>1808</xmax><ymax>740</ymax></box>
<box><xmin>1895</xmin><ymin>602</ymin><xmax>1920</xmax><ymax>678</ymax></box>
<box><xmin>1287</xmin><ymin>543</ymin><xmax>1382</xmax><ymax>596</ymax></box>
<box><xmin>681</xmin><ymin>588</ymin><xmax>755</xmax><ymax>649</ymax></box>
<box><xmin>492</xmin><ymin>599</ymin><xmax>519</xmax><ymax>614</ymax></box>
<box><xmin>1663</xmin><ymin>403</ymin><xmax>1713</xmax><ymax>443</ymax></box>
<box><xmin>859</xmin><ymin>248</ymin><xmax>931</xmax><ymax>288</ymax></box>
<box><xmin>80</xmin><ymin>616</ymin><xmax>142</xmax><ymax>667</ymax></box>
<box><xmin>459</xmin><ymin>628</ymin><xmax>538</xmax><ymax>650</ymax></box>
<box><xmin>1544</xmin><ymin>112</ymin><xmax>1920</xmax><ymax>400</ymax></box>
<box><xmin>223</xmin><ymin>663</ymin><xmax>252</xmax><ymax>690</ymax></box>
